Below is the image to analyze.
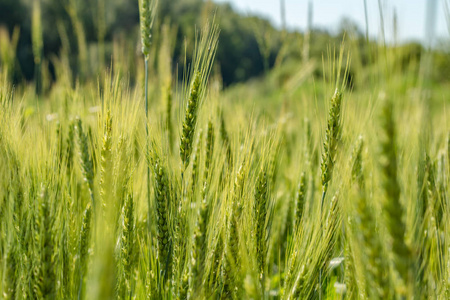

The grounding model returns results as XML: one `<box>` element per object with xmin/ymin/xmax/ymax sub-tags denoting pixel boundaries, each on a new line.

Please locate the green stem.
<box><xmin>261</xmin><ymin>272</ymin><xmax>266</xmax><ymax>299</ymax></box>
<box><xmin>319</xmin><ymin>189</ymin><xmax>326</xmax><ymax>300</ymax></box>
<box><xmin>145</xmin><ymin>57</ymin><xmax>149</xmax><ymax>224</ymax></box>
<box><xmin>321</xmin><ymin>189</ymin><xmax>326</xmax><ymax>210</ymax></box>
<box><xmin>145</xmin><ymin>57</ymin><xmax>152</xmax><ymax>291</ymax></box>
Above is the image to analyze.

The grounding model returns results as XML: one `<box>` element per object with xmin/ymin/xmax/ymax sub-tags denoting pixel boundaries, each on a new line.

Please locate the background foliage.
<box><xmin>1</xmin><ymin>0</ymin><xmax>449</xmax><ymax>87</ymax></box>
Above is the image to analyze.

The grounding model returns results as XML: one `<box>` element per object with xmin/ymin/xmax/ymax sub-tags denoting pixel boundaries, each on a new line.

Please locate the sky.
<box><xmin>214</xmin><ymin>0</ymin><xmax>449</xmax><ymax>45</ymax></box>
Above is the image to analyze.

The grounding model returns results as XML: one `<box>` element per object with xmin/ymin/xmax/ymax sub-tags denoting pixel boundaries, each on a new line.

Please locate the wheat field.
<box><xmin>1</xmin><ymin>0</ymin><xmax>450</xmax><ymax>299</ymax></box>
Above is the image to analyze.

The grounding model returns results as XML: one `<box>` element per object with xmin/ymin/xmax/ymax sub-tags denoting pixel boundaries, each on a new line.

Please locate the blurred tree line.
<box><xmin>0</xmin><ymin>0</ymin><xmax>448</xmax><ymax>87</ymax></box>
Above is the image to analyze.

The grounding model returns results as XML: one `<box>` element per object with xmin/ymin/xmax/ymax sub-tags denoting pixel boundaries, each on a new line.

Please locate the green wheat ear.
<box><xmin>99</xmin><ymin>110</ymin><xmax>113</xmax><ymax>214</ymax></box>
<box><xmin>321</xmin><ymin>89</ymin><xmax>343</xmax><ymax>196</ymax></box>
<box><xmin>179</xmin><ymin>21</ymin><xmax>219</xmax><ymax>170</ymax></box>
<box><xmin>254</xmin><ymin>168</ymin><xmax>269</xmax><ymax>289</ymax></box>
<box><xmin>139</xmin><ymin>0</ymin><xmax>157</xmax><ymax>58</ymax></box>
<box><xmin>294</xmin><ymin>171</ymin><xmax>307</xmax><ymax>232</ymax></box>
<box><xmin>180</xmin><ymin>71</ymin><xmax>202</xmax><ymax>169</ymax></box>
<box><xmin>75</xmin><ymin>117</ymin><xmax>95</xmax><ymax>209</ymax></box>
<box><xmin>151</xmin><ymin>155</ymin><xmax>170</xmax><ymax>275</ymax></box>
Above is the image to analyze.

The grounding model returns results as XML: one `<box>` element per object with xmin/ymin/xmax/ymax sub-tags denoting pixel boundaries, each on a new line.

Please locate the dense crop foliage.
<box><xmin>1</xmin><ymin>1</ymin><xmax>450</xmax><ymax>299</ymax></box>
